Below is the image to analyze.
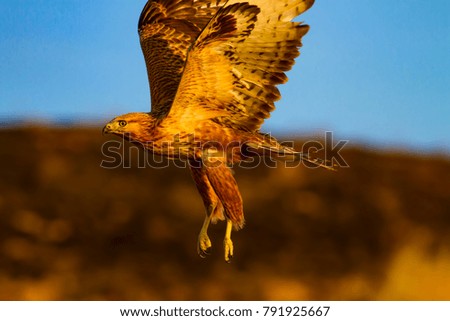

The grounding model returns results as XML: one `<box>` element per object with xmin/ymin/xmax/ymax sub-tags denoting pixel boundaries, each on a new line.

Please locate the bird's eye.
<box><xmin>118</xmin><ymin>120</ymin><xmax>127</xmax><ymax>127</ymax></box>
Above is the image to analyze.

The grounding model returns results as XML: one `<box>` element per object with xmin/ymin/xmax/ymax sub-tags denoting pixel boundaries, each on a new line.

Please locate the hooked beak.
<box><xmin>102</xmin><ymin>123</ymin><xmax>113</xmax><ymax>135</ymax></box>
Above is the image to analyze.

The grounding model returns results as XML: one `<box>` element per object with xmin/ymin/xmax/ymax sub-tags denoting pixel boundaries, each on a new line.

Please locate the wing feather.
<box><xmin>168</xmin><ymin>0</ymin><xmax>314</xmax><ymax>131</ymax></box>
<box><xmin>138</xmin><ymin>0</ymin><xmax>228</xmax><ymax>117</ymax></box>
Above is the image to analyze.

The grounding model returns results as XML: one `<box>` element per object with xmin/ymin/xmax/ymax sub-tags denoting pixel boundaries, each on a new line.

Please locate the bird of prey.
<box><xmin>103</xmin><ymin>0</ymin><xmax>325</xmax><ymax>262</ymax></box>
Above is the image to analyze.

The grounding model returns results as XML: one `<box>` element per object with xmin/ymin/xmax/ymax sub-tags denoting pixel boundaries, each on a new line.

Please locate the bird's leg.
<box><xmin>203</xmin><ymin>162</ymin><xmax>244</xmax><ymax>262</ymax></box>
<box><xmin>197</xmin><ymin>205</ymin><xmax>213</xmax><ymax>258</ymax></box>
<box><xmin>224</xmin><ymin>218</ymin><xmax>234</xmax><ymax>263</ymax></box>
<box><xmin>190</xmin><ymin>159</ymin><xmax>243</xmax><ymax>262</ymax></box>
<box><xmin>189</xmin><ymin>162</ymin><xmax>224</xmax><ymax>258</ymax></box>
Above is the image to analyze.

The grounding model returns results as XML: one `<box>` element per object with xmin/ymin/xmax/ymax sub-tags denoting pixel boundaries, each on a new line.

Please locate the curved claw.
<box><xmin>197</xmin><ymin>214</ymin><xmax>212</xmax><ymax>258</ymax></box>
<box><xmin>224</xmin><ymin>242</ymin><xmax>233</xmax><ymax>263</ymax></box>
<box><xmin>197</xmin><ymin>234</ymin><xmax>212</xmax><ymax>258</ymax></box>
<box><xmin>224</xmin><ymin>219</ymin><xmax>234</xmax><ymax>263</ymax></box>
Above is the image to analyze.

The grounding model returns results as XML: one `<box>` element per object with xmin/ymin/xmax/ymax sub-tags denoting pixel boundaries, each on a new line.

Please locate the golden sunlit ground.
<box><xmin>0</xmin><ymin>127</ymin><xmax>449</xmax><ymax>300</ymax></box>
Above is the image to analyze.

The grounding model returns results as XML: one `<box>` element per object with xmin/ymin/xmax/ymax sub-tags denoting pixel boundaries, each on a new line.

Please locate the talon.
<box><xmin>203</xmin><ymin>246</ymin><xmax>211</xmax><ymax>256</ymax></box>
<box><xmin>224</xmin><ymin>219</ymin><xmax>234</xmax><ymax>263</ymax></box>
<box><xmin>197</xmin><ymin>233</ymin><xmax>212</xmax><ymax>258</ymax></box>
<box><xmin>224</xmin><ymin>238</ymin><xmax>233</xmax><ymax>263</ymax></box>
<box><xmin>225</xmin><ymin>240</ymin><xmax>233</xmax><ymax>263</ymax></box>
<box><xmin>197</xmin><ymin>214</ymin><xmax>212</xmax><ymax>258</ymax></box>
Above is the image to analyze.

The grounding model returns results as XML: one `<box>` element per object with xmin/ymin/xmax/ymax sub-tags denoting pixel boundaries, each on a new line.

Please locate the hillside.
<box><xmin>0</xmin><ymin>127</ymin><xmax>449</xmax><ymax>300</ymax></box>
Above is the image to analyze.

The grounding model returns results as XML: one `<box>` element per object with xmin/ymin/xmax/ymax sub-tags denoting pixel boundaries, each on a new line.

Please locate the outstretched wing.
<box><xmin>168</xmin><ymin>0</ymin><xmax>314</xmax><ymax>131</ymax></box>
<box><xmin>138</xmin><ymin>0</ymin><xmax>228</xmax><ymax>117</ymax></box>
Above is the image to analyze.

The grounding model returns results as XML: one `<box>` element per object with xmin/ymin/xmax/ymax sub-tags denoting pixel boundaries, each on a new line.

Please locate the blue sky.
<box><xmin>1</xmin><ymin>0</ymin><xmax>449</xmax><ymax>152</ymax></box>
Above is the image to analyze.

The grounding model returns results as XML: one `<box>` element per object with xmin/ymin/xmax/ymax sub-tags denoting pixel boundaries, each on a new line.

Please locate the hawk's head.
<box><xmin>103</xmin><ymin>112</ymin><xmax>157</xmax><ymax>143</ymax></box>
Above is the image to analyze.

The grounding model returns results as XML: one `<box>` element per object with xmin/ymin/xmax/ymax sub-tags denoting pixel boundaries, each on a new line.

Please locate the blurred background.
<box><xmin>0</xmin><ymin>0</ymin><xmax>449</xmax><ymax>300</ymax></box>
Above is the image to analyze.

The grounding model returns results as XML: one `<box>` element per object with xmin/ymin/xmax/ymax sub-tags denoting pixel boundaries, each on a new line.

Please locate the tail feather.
<box><xmin>293</xmin><ymin>152</ymin><xmax>336</xmax><ymax>171</ymax></box>
<box><xmin>245</xmin><ymin>141</ymin><xmax>336</xmax><ymax>171</ymax></box>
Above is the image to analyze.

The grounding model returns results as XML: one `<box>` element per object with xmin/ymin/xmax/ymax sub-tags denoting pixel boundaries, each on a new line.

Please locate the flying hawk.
<box><xmin>103</xmin><ymin>0</ymin><xmax>326</xmax><ymax>262</ymax></box>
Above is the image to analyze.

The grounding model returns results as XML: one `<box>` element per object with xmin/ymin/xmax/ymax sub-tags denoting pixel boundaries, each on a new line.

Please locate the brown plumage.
<box><xmin>103</xmin><ymin>0</ymin><xmax>321</xmax><ymax>262</ymax></box>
